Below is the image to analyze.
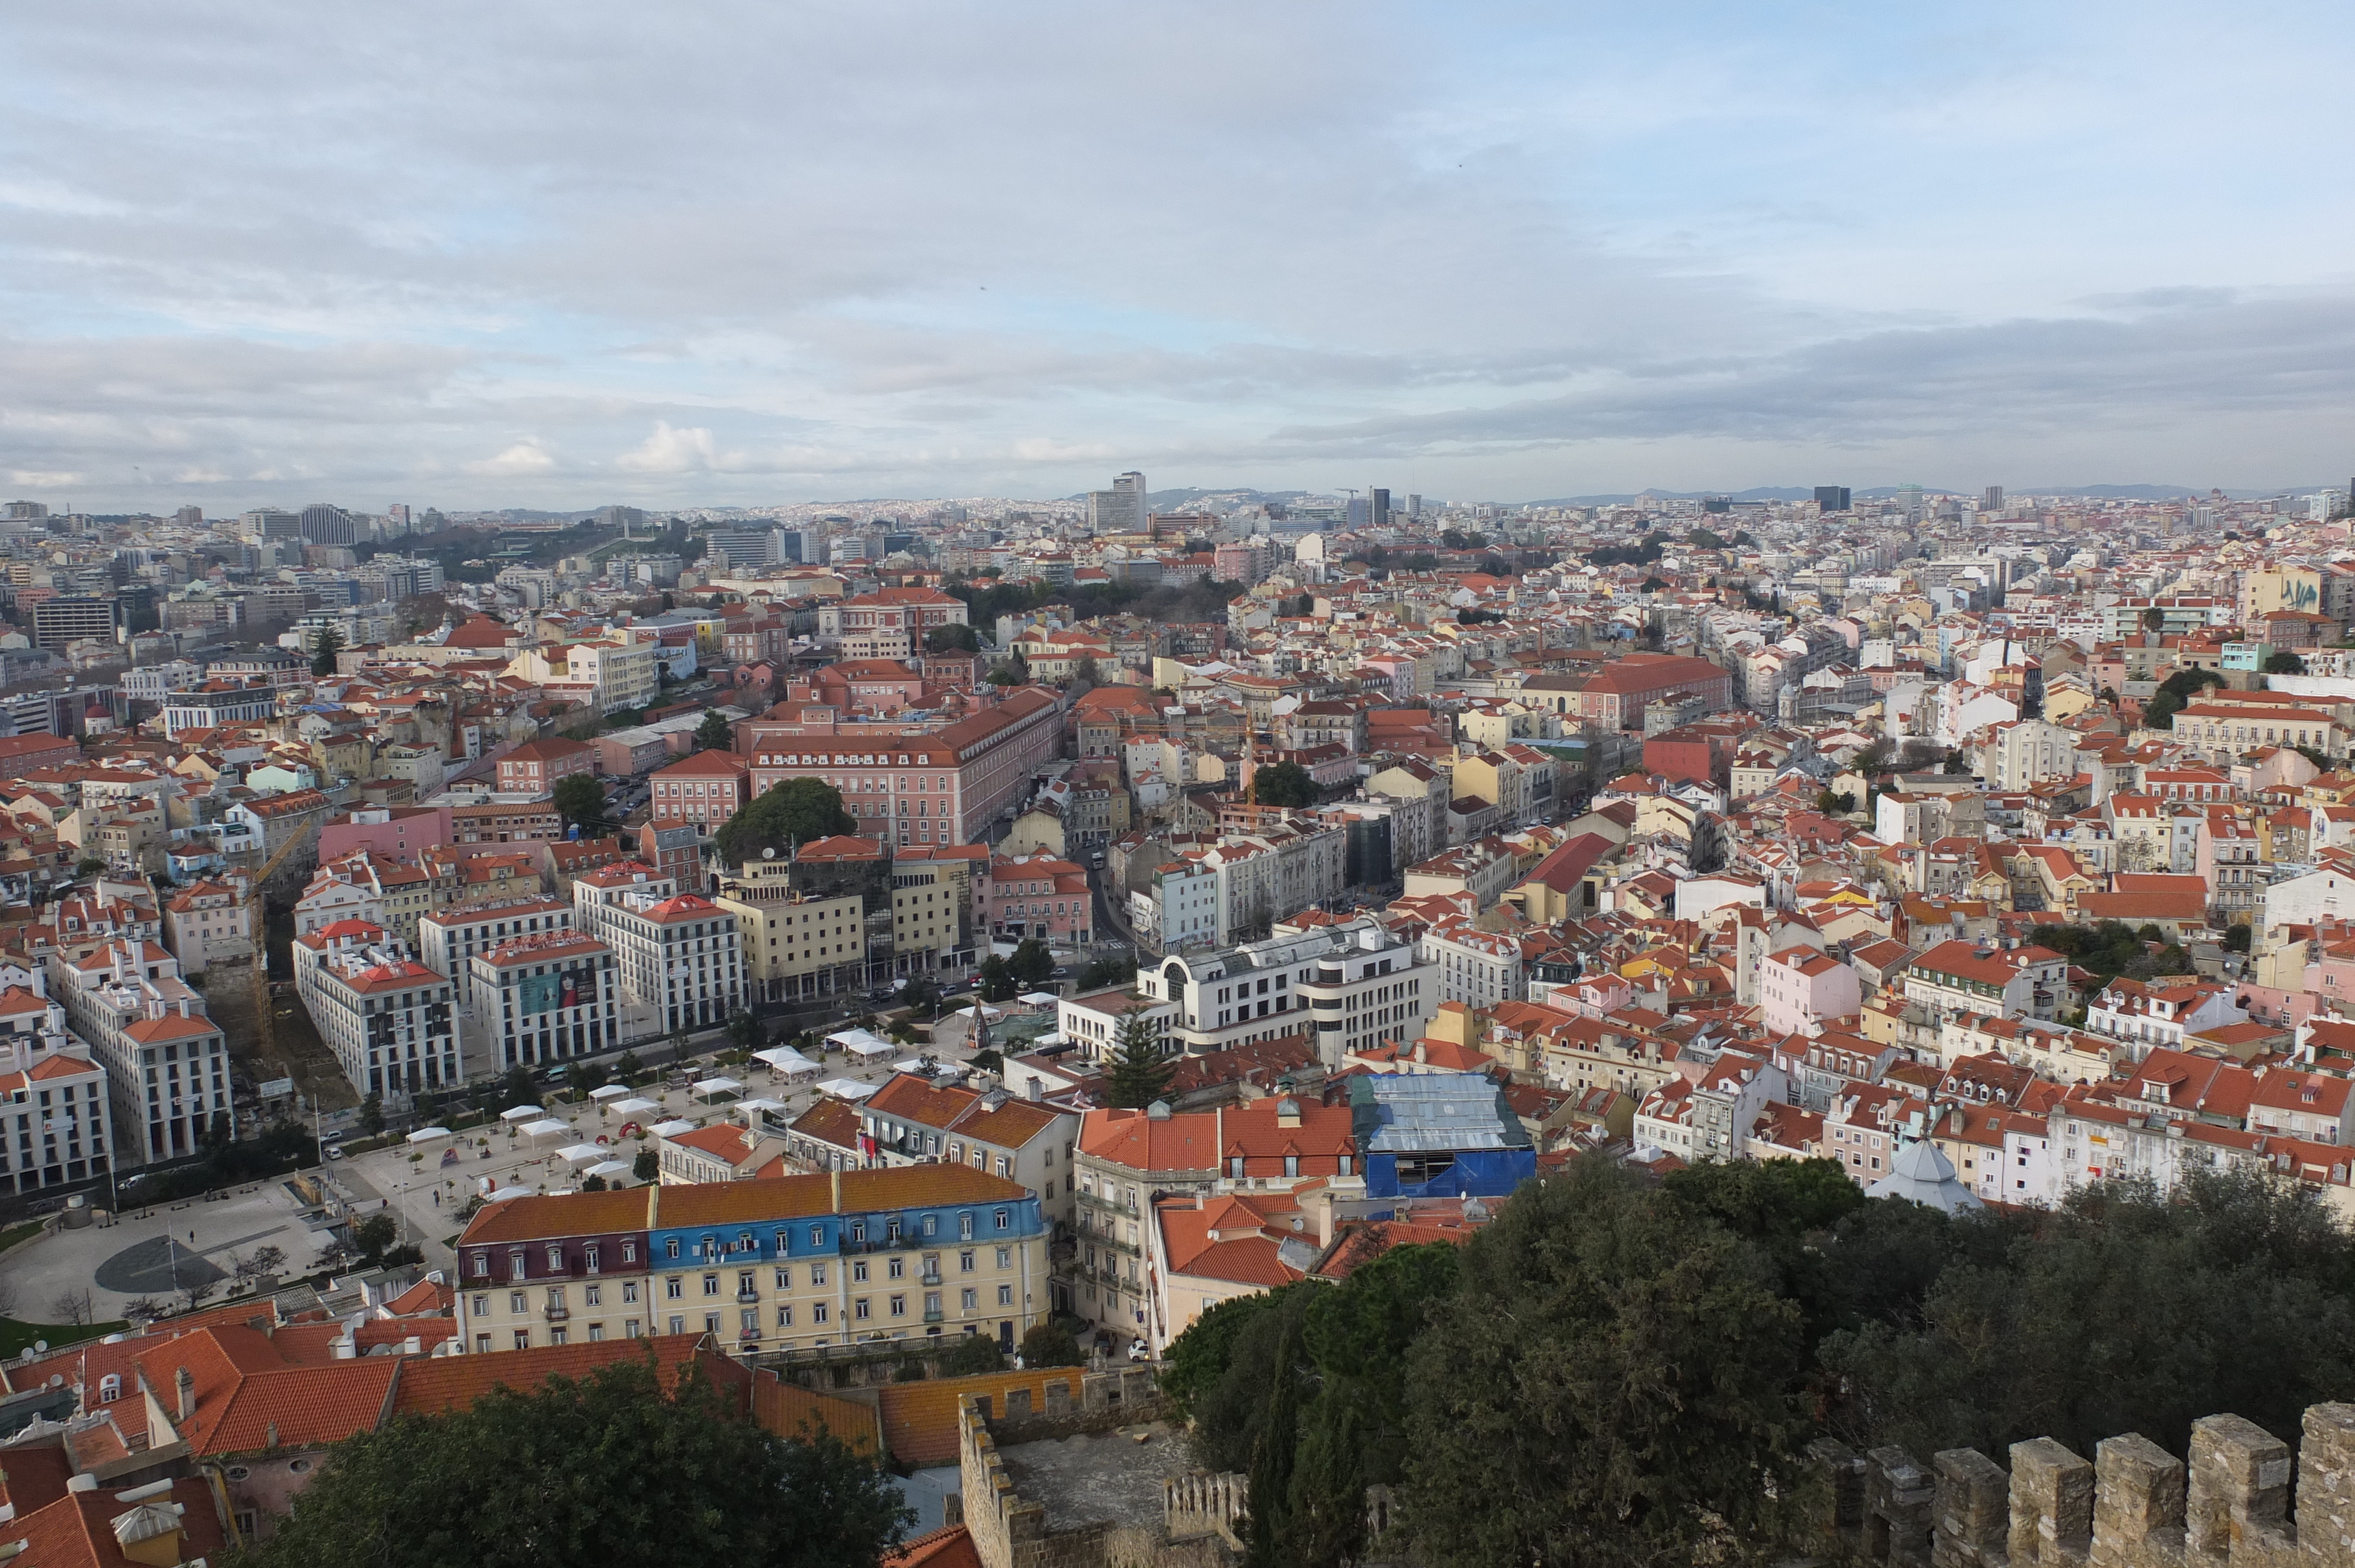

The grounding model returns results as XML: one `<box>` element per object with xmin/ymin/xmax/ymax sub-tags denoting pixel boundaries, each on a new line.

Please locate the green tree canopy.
<box><xmin>232</xmin><ymin>1354</ymin><xmax>910</xmax><ymax>1568</ymax></box>
<box><xmin>714</xmin><ymin>778</ymin><xmax>856</xmax><ymax>866</ymax></box>
<box><xmin>1019</xmin><ymin>1320</ymin><xmax>1084</xmax><ymax>1367</ymax></box>
<box><xmin>2264</xmin><ymin>650</ymin><xmax>2306</xmax><ymax>674</ymax></box>
<box><xmin>632</xmin><ymin>1147</ymin><xmax>658</xmax><ymax>1182</ymax></box>
<box><xmin>694</xmin><ymin>708</ymin><xmax>735</xmax><ymax>750</ymax></box>
<box><xmin>550</xmin><ymin>773</ymin><xmax>608</xmax><ymax>834</ymax></box>
<box><xmin>1008</xmin><ymin>938</ymin><xmax>1054</xmax><ymax>988</ymax></box>
<box><xmin>1251</xmin><ymin>760</ymin><xmax>1316</xmax><ymax>808</ymax></box>
<box><xmin>1104</xmin><ymin>1007</ymin><xmax>1173</xmax><ymax>1109</ymax></box>
<box><xmin>977</xmin><ymin>954</ymin><xmax>1016</xmax><ymax>1002</ymax></box>
<box><xmin>310</xmin><ymin>624</ymin><xmax>345</xmax><ymax>677</ymax></box>
<box><xmin>1399</xmin><ymin>1158</ymin><xmax>1816</xmax><ymax>1568</ymax></box>
<box><xmin>925</xmin><ymin>622</ymin><xmax>981</xmax><ymax>653</ymax></box>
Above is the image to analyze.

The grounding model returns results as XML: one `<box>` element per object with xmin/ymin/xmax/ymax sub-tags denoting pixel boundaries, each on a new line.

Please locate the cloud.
<box><xmin>615</xmin><ymin>420</ymin><xmax>724</xmax><ymax>473</ymax></box>
<box><xmin>10</xmin><ymin>470</ymin><xmax>81</xmax><ymax>489</ymax></box>
<box><xmin>8</xmin><ymin>0</ymin><xmax>2355</xmax><ymax>506</ymax></box>
<box><xmin>465</xmin><ymin>441</ymin><xmax>558</xmax><ymax>476</ymax></box>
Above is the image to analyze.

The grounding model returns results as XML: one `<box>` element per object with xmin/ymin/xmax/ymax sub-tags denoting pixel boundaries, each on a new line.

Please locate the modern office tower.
<box><xmin>2</xmin><ymin>501</ymin><xmax>48</xmax><ymax>520</ymax></box>
<box><xmin>1983</xmin><ymin>486</ymin><xmax>2004</xmax><ymax>511</ymax></box>
<box><xmin>241</xmin><ymin>509</ymin><xmax>299</xmax><ymax>540</ymax></box>
<box><xmin>1370</xmin><ymin>488</ymin><xmax>1390</xmax><ymax>529</ymax></box>
<box><xmin>386</xmin><ymin>503</ymin><xmax>412</xmax><ymax>533</ymax></box>
<box><xmin>595</xmin><ymin>504</ymin><xmax>649</xmax><ymax>530</ymax></box>
<box><xmin>1087</xmin><ymin>471</ymin><xmax>1149</xmax><ymax>534</ymax></box>
<box><xmin>1814</xmin><ymin>486</ymin><xmax>1851</xmax><ymax>514</ymax></box>
<box><xmin>31</xmin><ymin>596</ymin><xmax>120</xmax><ymax>650</ymax></box>
<box><xmin>1407</xmin><ymin>493</ymin><xmax>1422</xmax><ymax>518</ymax></box>
<box><xmin>298</xmin><ymin>502</ymin><xmax>357</xmax><ymax>545</ymax></box>
<box><xmin>174</xmin><ymin>505</ymin><xmax>203</xmax><ymax>527</ymax></box>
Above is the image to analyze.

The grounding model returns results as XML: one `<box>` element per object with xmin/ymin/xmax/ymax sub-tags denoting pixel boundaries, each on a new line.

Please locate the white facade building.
<box><xmin>291</xmin><ymin>921</ymin><xmax>459</xmax><ymax>1104</ymax></box>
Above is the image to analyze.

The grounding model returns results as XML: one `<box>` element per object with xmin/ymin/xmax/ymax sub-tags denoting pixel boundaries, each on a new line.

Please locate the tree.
<box><xmin>939</xmin><ymin>1334</ymin><xmax>1005</xmax><ymax>1376</ymax></box>
<box><xmin>233</xmin><ymin>1244</ymin><xmax>288</xmax><ymax>1285</ymax></box>
<box><xmin>1397</xmin><ymin>1157</ymin><xmax>1816</xmax><ymax>1568</ymax></box>
<box><xmin>233</xmin><ymin>1355</ymin><xmax>911</xmax><ymax>1568</ymax></box>
<box><xmin>632</xmin><ymin>1147</ymin><xmax>659</xmax><ymax>1182</ymax></box>
<box><xmin>714</xmin><ymin>778</ymin><xmax>856</xmax><ymax>865</ymax></box>
<box><xmin>1243</xmin><ymin>1313</ymin><xmax>1308</xmax><ymax>1566</ymax></box>
<box><xmin>1076</xmin><ymin>954</ymin><xmax>1137</xmax><ymax>990</ymax></box>
<box><xmin>49</xmin><ymin>1287</ymin><xmax>94</xmax><ymax>1327</ymax></box>
<box><xmin>74</xmin><ymin>856</ymin><xmax>107</xmax><ymax>879</ymax></box>
<box><xmin>613</xmin><ymin>1049</ymin><xmax>643</xmax><ymax>1086</ymax></box>
<box><xmin>2264</xmin><ymin>650</ymin><xmax>2306</xmax><ymax>675</ymax></box>
<box><xmin>1008</xmin><ymin>938</ymin><xmax>1054</xmax><ymax>989</ymax></box>
<box><xmin>581</xmin><ymin>1174</ymin><xmax>609</xmax><ymax>1192</ymax></box>
<box><xmin>977</xmin><ymin>955</ymin><xmax>1016</xmax><ymax>1002</ymax></box>
<box><xmin>925</xmin><ymin>622</ymin><xmax>981</xmax><ymax>654</ymax></box>
<box><xmin>1251</xmin><ymin>760</ymin><xmax>1316</xmax><ymax>808</ymax></box>
<box><xmin>895</xmin><ymin>975</ymin><xmax>940</xmax><ymax>1013</ymax></box>
<box><xmin>351</xmin><ymin>1213</ymin><xmax>399</xmax><ymax>1267</ymax></box>
<box><xmin>2142</xmin><ymin>605</ymin><xmax>2166</xmax><ymax>633</ymax></box>
<box><xmin>2223</xmin><ymin>923</ymin><xmax>2252</xmax><ymax>952</ymax></box>
<box><xmin>1688</xmin><ymin>527</ymin><xmax>1727</xmax><ymax>550</ymax></box>
<box><xmin>1104</xmin><ymin>1008</ymin><xmax>1173</xmax><ymax>1109</ymax></box>
<box><xmin>1072</xmin><ymin>654</ymin><xmax>1102</xmax><ymax>689</ymax></box>
<box><xmin>359</xmin><ymin>1092</ymin><xmax>384</xmax><ymax>1137</ymax></box>
<box><xmin>551</xmin><ymin>773</ymin><xmax>608</xmax><ymax>834</ymax></box>
<box><xmin>694</xmin><ymin>709</ymin><xmax>734</xmax><ymax>750</ymax></box>
<box><xmin>1019</xmin><ymin>1320</ymin><xmax>1084</xmax><ymax>1367</ymax></box>
<box><xmin>310</xmin><ymin>623</ymin><xmax>345</xmax><ymax>677</ymax></box>
<box><xmin>724</xmin><ymin>1008</ymin><xmax>762</xmax><ymax>1056</ymax></box>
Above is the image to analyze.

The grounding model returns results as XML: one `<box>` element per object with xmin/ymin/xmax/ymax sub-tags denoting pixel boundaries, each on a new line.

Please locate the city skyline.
<box><xmin>10</xmin><ymin>0</ymin><xmax>2355</xmax><ymax>508</ymax></box>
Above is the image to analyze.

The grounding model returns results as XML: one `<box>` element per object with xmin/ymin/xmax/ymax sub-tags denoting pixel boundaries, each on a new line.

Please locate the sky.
<box><xmin>8</xmin><ymin>0</ymin><xmax>2355</xmax><ymax>513</ymax></box>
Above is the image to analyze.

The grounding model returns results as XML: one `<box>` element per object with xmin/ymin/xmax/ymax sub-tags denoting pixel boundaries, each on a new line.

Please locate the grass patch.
<box><xmin>0</xmin><ymin>1316</ymin><xmax>125</xmax><ymax>1359</ymax></box>
<box><xmin>0</xmin><ymin>1220</ymin><xmax>47</xmax><ymax>1256</ymax></box>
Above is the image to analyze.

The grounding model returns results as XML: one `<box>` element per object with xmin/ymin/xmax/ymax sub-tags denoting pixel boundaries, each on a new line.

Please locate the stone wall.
<box><xmin>954</xmin><ymin>1395</ymin><xmax>1238</xmax><ymax>1568</ymax></box>
<box><xmin>1816</xmin><ymin>1403</ymin><xmax>2355</xmax><ymax>1568</ymax></box>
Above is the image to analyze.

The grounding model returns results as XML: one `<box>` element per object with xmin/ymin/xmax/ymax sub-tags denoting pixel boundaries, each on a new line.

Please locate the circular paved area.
<box><xmin>94</xmin><ymin>1237</ymin><xmax>228</xmax><ymax>1295</ymax></box>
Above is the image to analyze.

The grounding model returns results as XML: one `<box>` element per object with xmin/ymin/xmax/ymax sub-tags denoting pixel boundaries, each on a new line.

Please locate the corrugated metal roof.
<box><xmin>1349</xmin><ymin>1071</ymin><xmax>1534</xmax><ymax>1152</ymax></box>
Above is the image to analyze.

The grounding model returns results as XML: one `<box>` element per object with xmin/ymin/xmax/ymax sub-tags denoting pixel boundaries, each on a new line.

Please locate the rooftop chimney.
<box><xmin>173</xmin><ymin>1367</ymin><xmax>193</xmax><ymax>1424</ymax></box>
<box><xmin>830</xmin><ymin>1167</ymin><xmax>842</xmax><ymax>1214</ymax></box>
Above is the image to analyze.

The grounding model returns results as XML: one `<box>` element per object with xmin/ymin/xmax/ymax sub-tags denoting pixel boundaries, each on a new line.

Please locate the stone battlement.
<box><xmin>1815</xmin><ymin>1404</ymin><xmax>2355</xmax><ymax>1568</ymax></box>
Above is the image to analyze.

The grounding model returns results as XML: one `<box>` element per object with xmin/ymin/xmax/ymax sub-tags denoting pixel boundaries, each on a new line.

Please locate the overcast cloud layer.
<box><xmin>6</xmin><ymin>0</ymin><xmax>2354</xmax><ymax>511</ymax></box>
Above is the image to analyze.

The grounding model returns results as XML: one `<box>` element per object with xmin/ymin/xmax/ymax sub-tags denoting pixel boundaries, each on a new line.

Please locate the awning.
<box><xmin>815</xmin><ymin>1078</ymin><xmax>877</xmax><ymax>1101</ymax></box>
<box><xmin>404</xmin><ymin>1127</ymin><xmax>452</xmax><ymax>1144</ymax></box>
<box><xmin>499</xmin><ymin>1104</ymin><xmax>544</xmax><ymax>1122</ymax></box>
<box><xmin>520</xmin><ymin>1118</ymin><xmax>569</xmax><ymax>1140</ymax></box>
<box><xmin>557</xmin><ymin>1144</ymin><xmax>605</xmax><ymax>1164</ymax></box>
<box><xmin>589</xmin><ymin>1084</ymin><xmax>632</xmax><ymax>1101</ymax></box>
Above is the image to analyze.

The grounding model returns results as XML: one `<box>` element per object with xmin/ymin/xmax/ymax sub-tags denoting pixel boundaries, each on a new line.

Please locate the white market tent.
<box><xmin>520</xmin><ymin>1118</ymin><xmax>569</xmax><ymax>1141</ymax></box>
<box><xmin>738</xmin><ymin>1097</ymin><xmax>789</xmax><ymax>1117</ymax></box>
<box><xmin>404</xmin><ymin>1127</ymin><xmax>452</xmax><ymax>1145</ymax></box>
<box><xmin>499</xmin><ymin>1105</ymin><xmax>545</xmax><ymax>1123</ymax></box>
<box><xmin>691</xmin><ymin>1077</ymin><xmax>742</xmax><ymax>1101</ymax></box>
<box><xmin>815</xmin><ymin>1078</ymin><xmax>877</xmax><ymax>1101</ymax></box>
<box><xmin>651</xmin><ymin>1118</ymin><xmax>697</xmax><ymax>1137</ymax></box>
<box><xmin>608</xmin><ymin>1097</ymin><xmax>659</xmax><ymax>1117</ymax></box>
<box><xmin>557</xmin><ymin>1143</ymin><xmax>606</xmax><ymax>1165</ymax></box>
<box><xmin>585</xmin><ymin>1160</ymin><xmax>632</xmax><ymax>1180</ymax></box>
<box><xmin>754</xmin><ymin>1047</ymin><xmax>821</xmax><ymax>1078</ymax></box>
<box><xmin>827</xmin><ymin>1028</ymin><xmax>895</xmax><ymax>1058</ymax></box>
<box><xmin>482</xmin><ymin>1185</ymin><xmax>533</xmax><ymax>1203</ymax></box>
<box><xmin>1017</xmin><ymin>992</ymin><xmax>1061</xmax><ymax>1006</ymax></box>
<box><xmin>589</xmin><ymin>1084</ymin><xmax>632</xmax><ymax>1102</ymax></box>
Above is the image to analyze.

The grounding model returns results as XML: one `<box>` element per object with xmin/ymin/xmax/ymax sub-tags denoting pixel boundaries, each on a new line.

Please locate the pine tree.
<box><xmin>1105</xmin><ymin>1006</ymin><xmax>1173</xmax><ymax>1108</ymax></box>
<box><xmin>1243</xmin><ymin>1315</ymin><xmax>1305</xmax><ymax>1566</ymax></box>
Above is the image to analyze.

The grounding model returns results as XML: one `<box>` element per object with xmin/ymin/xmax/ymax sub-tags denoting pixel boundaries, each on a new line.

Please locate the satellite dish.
<box><xmin>33</xmin><ymin>1340</ymin><xmax>47</xmax><ymax>1354</ymax></box>
<box><xmin>47</xmin><ymin>1373</ymin><xmax>64</xmax><ymax>1388</ymax></box>
<box><xmin>763</xmin><ymin>848</ymin><xmax>777</xmax><ymax>860</ymax></box>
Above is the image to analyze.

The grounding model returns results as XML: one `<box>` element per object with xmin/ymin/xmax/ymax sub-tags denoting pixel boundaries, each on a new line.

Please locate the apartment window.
<box><xmin>998</xmin><ymin>1284</ymin><xmax>1014</xmax><ymax>1306</ymax></box>
<box><xmin>812</xmin><ymin>1302</ymin><xmax>830</xmax><ymax>1324</ymax></box>
<box><xmin>890</xmin><ymin>1295</ymin><xmax>906</xmax><ymax>1317</ymax></box>
<box><xmin>961</xmin><ymin>1288</ymin><xmax>977</xmax><ymax>1311</ymax></box>
<box><xmin>622</xmin><ymin>1281</ymin><xmax>640</xmax><ymax>1303</ymax></box>
<box><xmin>508</xmin><ymin>1291</ymin><xmax>526</xmax><ymax>1314</ymax></box>
<box><xmin>545</xmin><ymin>1245</ymin><xmax>563</xmax><ymax>1270</ymax></box>
<box><xmin>476</xmin><ymin>1334</ymin><xmax>492</xmax><ymax>1353</ymax></box>
<box><xmin>888</xmin><ymin>1256</ymin><xmax>905</xmax><ymax>1279</ymax></box>
<box><xmin>811</xmin><ymin>1263</ymin><xmax>828</xmax><ymax>1287</ymax></box>
<box><xmin>777</xmin><ymin>1304</ymin><xmax>794</xmax><ymax>1327</ymax></box>
<box><xmin>852</xmin><ymin>1260</ymin><xmax>868</xmax><ymax>1283</ymax></box>
<box><xmin>585</xmin><ymin>1285</ymin><xmax>602</xmax><ymax>1307</ymax></box>
<box><xmin>472</xmin><ymin>1293</ymin><xmax>490</xmax><ymax>1316</ymax></box>
<box><xmin>513</xmin><ymin>1330</ymin><xmax>531</xmax><ymax>1350</ymax></box>
<box><xmin>509</xmin><ymin>1250</ymin><xmax>526</xmax><ymax>1280</ymax></box>
<box><xmin>1229</xmin><ymin>1157</ymin><xmax>1245</xmax><ymax>1179</ymax></box>
<box><xmin>996</xmin><ymin>1246</ymin><xmax>1012</xmax><ymax>1269</ymax></box>
<box><xmin>666</xmin><ymin>1277</ymin><xmax>684</xmax><ymax>1300</ymax></box>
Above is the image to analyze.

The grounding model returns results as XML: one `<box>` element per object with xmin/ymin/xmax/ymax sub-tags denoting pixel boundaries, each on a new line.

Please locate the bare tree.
<box><xmin>49</xmin><ymin>1287</ymin><xmax>93</xmax><ymax>1327</ymax></box>
<box><xmin>122</xmin><ymin>1296</ymin><xmax>166</xmax><ymax>1322</ymax></box>
<box><xmin>234</xmin><ymin>1244</ymin><xmax>286</xmax><ymax>1283</ymax></box>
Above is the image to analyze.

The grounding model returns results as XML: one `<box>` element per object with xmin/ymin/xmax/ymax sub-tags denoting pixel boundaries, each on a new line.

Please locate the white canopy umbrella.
<box><xmin>520</xmin><ymin>1118</ymin><xmax>569</xmax><ymax>1140</ymax></box>
<box><xmin>556</xmin><ymin>1143</ymin><xmax>606</xmax><ymax>1165</ymax></box>
<box><xmin>589</xmin><ymin>1084</ymin><xmax>632</xmax><ymax>1102</ymax></box>
<box><xmin>815</xmin><ymin>1078</ymin><xmax>877</xmax><ymax>1101</ymax></box>
<box><xmin>499</xmin><ymin>1104</ymin><xmax>545</xmax><ymax>1122</ymax></box>
<box><xmin>827</xmin><ymin>1028</ymin><xmax>895</xmax><ymax>1058</ymax></box>
<box><xmin>585</xmin><ymin>1159</ymin><xmax>632</xmax><ymax>1180</ymax></box>
<box><xmin>608</xmin><ymin>1097</ymin><xmax>659</xmax><ymax>1116</ymax></box>
<box><xmin>651</xmin><ymin>1118</ymin><xmax>697</xmax><ymax>1137</ymax></box>
<box><xmin>755</xmin><ymin>1047</ymin><xmax>820</xmax><ymax>1077</ymax></box>
<box><xmin>404</xmin><ymin>1127</ymin><xmax>452</xmax><ymax>1145</ymax></box>
<box><xmin>691</xmin><ymin>1077</ymin><xmax>742</xmax><ymax>1099</ymax></box>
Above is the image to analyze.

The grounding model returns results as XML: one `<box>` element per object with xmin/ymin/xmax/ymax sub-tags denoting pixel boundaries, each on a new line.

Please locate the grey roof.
<box><xmin>1866</xmin><ymin>1137</ymin><xmax>1983</xmax><ymax>1215</ymax></box>
<box><xmin>1349</xmin><ymin>1071</ymin><xmax>1533</xmax><ymax>1153</ymax></box>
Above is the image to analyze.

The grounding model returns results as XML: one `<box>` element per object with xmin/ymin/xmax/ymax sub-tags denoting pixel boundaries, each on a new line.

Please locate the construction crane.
<box><xmin>244</xmin><ymin>819</ymin><xmax>323</xmax><ymax>1087</ymax></box>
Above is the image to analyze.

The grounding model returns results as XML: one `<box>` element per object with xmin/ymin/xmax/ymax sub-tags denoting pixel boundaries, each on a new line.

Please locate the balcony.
<box><xmin>923</xmin><ymin>1307</ymin><xmax>944</xmax><ymax>1323</ymax></box>
<box><xmin>920</xmin><ymin>1271</ymin><xmax>943</xmax><ymax>1287</ymax></box>
<box><xmin>543</xmin><ymin>1305</ymin><xmax>569</xmax><ymax>1322</ymax></box>
<box><xmin>736</xmin><ymin>1289</ymin><xmax>760</xmax><ymax>1304</ymax></box>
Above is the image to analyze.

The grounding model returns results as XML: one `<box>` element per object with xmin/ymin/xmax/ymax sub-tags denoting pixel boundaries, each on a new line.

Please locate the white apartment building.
<box><xmin>573</xmin><ymin>862</ymin><xmax>679</xmax><ymax>946</ymax></box>
<box><xmin>603</xmin><ymin>888</ymin><xmax>744</xmax><ymax>1034</ymax></box>
<box><xmin>291</xmin><ymin>921</ymin><xmax>459</xmax><ymax>1104</ymax></box>
<box><xmin>1135</xmin><ymin>916</ymin><xmax>1438</xmax><ymax>1068</ymax></box>
<box><xmin>421</xmin><ymin>896</ymin><xmax>576</xmax><ymax>1005</ymax></box>
<box><xmin>0</xmin><ymin>979</ymin><xmax>112</xmax><ymax>1194</ymax></box>
<box><xmin>469</xmin><ymin>931</ymin><xmax>622</xmax><ymax>1074</ymax></box>
<box><xmin>1130</xmin><ymin>858</ymin><xmax>1219</xmax><ymax>955</ymax></box>
<box><xmin>48</xmin><ymin>940</ymin><xmax>229</xmax><ymax>1167</ymax></box>
<box><xmin>1417</xmin><ymin>914</ymin><xmax>1528</xmax><ymax>1010</ymax></box>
